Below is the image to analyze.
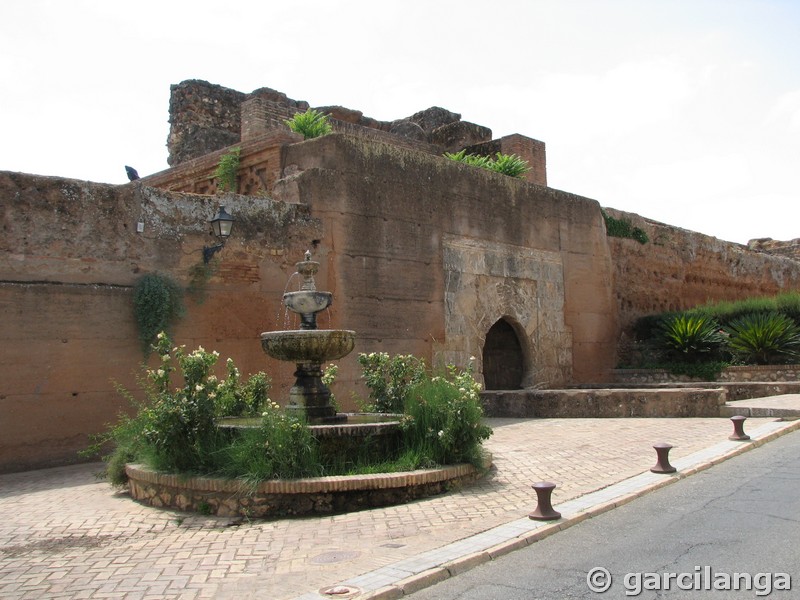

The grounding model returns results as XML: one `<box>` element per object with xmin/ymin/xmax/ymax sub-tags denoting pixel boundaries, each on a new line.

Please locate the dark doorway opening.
<box><xmin>482</xmin><ymin>318</ymin><xmax>524</xmax><ymax>390</ymax></box>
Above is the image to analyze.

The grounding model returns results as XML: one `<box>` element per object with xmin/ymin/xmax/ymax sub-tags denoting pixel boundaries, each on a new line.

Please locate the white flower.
<box><xmin>157</xmin><ymin>332</ymin><xmax>165</xmax><ymax>340</ymax></box>
<box><xmin>212</xmin><ymin>351</ymin><xmax>220</xmax><ymax>357</ymax></box>
<box><xmin>156</xmin><ymin>369</ymin><xmax>165</xmax><ymax>377</ymax></box>
<box><xmin>437</xmin><ymin>430</ymin><xmax>444</xmax><ymax>438</ymax></box>
<box><xmin>195</xmin><ymin>384</ymin><xmax>204</xmax><ymax>392</ymax></box>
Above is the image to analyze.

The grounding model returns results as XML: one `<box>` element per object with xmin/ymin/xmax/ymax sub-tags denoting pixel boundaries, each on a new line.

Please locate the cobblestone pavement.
<box><xmin>0</xmin><ymin>417</ymin><xmax>782</xmax><ymax>599</ymax></box>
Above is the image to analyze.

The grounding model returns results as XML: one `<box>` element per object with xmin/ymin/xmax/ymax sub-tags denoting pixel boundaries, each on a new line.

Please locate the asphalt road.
<box><xmin>407</xmin><ymin>428</ymin><xmax>800</xmax><ymax>599</ymax></box>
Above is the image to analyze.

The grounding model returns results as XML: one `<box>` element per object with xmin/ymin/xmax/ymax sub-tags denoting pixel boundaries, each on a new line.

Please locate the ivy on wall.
<box><xmin>132</xmin><ymin>273</ymin><xmax>185</xmax><ymax>354</ymax></box>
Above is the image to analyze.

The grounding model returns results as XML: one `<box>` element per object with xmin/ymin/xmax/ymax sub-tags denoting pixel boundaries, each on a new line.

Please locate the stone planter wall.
<box><xmin>126</xmin><ymin>462</ymin><xmax>485</xmax><ymax>518</ymax></box>
<box><xmin>481</xmin><ymin>387</ymin><xmax>725</xmax><ymax>419</ymax></box>
<box><xmin>613</xmin><ymin>365</ymin><xmax>800</xmax><ymax>385</ymax></box>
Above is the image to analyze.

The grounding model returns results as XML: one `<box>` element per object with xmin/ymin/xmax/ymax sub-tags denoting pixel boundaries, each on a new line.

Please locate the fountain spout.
<box><xmin>283</xmin><ymin>251</ymin><xmax>333</xmax><ymax>330</ymax></box>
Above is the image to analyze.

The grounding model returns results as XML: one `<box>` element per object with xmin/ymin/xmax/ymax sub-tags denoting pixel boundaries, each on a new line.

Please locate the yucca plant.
<box><xmin>725</xmin><ymin>312</ymin><xmax>800</xmax><ymax>365</ymax></box>
<box><xmin>659</xmin><ymin>314</ymin><xmax>725</xmax><ymax>361</ymax></box>
<box><xmin>285</xmin><ymin>108</ymin><xmax>332</xmax><ymax>139</ymax></box>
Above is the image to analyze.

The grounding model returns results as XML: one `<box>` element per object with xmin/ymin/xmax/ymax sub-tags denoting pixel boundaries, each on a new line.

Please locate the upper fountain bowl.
<box><xmin>283</xmin><ymin>290</ymin><xmax>332</xmax><ymax>316</ymax></box>
<box><xmin>260</xmin><ymin>329</ymin><xmax>356</xmax><ymax>363</ymax></box>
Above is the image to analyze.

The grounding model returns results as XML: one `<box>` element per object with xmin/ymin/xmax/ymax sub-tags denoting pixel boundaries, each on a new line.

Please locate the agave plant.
<box><xmin>725</xmin><ymin>312</ymin><xmax>800</xmax><ymax>365</ymax></box>
<box><xmin>285</xmin><ymin>108</ymin><xmax>332</xmax><ymax>139</ymax></box>
<box><xmin>443</xmin><ymin>150</ymin><xmax>531</xmax><ymax>179</ymax></box>
<box><xmin>659</xmin><ymin>314</ymin><xmax>725</xmax><ymax>361</ymax></box>
<box><xmin>487</xmin><ymin>152</ymin><xmax>531</xmax><ymax>178</ymax></box>
<box><xmin>443</xmin><ymin>149</ymin><xmax>493</xmax><ymax>169</ymax></box>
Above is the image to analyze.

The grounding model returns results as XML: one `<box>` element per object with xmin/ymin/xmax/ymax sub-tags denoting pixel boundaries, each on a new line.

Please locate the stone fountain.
<box><xmin>127</xmin><ymin>251</ymin><xmax>490</xmax><ymax>517</ymax></box>
<box><xmin>261</xmin><ymin>251</ymin><xmax>355</xmax><ymax>423</ymax></box>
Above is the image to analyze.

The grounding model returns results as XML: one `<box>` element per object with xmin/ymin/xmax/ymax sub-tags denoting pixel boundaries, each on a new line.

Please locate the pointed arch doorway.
<box><xmin>482</xmin><ymin>318</ymin><xmax>526</xmax><ymax>390</ymax></box>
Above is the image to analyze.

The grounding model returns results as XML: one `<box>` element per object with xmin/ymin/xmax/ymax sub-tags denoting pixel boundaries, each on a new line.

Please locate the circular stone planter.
<box><xmin>125</xmin><ymin>455</ymin><xmax>492</xmax><ymax>518</ymax></box>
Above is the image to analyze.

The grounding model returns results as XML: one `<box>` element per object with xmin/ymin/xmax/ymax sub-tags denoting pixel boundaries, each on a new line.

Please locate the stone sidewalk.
<box><xmin>1</xmin><ymin>413</ymin><xmax>799</xmax><ymax>600</ymax></box>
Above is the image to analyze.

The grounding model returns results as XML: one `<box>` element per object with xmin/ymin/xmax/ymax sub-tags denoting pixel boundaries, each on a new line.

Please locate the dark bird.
<box><xmin>125</xmin><ymin>165</ymin><xmax>140</xmax><ymax>181</ymax></box>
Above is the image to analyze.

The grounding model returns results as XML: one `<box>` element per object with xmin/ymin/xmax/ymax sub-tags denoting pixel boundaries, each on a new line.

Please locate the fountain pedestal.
<box><xmin>287</xmin><ymin>363</ymin><xmax>345</xmax><ymax>423</ymax></box>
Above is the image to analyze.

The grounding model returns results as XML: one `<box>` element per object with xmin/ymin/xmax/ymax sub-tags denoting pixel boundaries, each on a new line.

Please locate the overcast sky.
<box><xmin>2</xmin><ymin>0</ymin><xmax>798</xmax><ymax>244</ymax></box>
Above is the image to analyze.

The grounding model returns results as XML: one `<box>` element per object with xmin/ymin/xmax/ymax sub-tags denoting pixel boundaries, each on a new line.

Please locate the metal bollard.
<box><xmin>650</xmin><ymin>442</ymin><xmax>677</xmax><ymax>474</ymax></box>
<box><xmin>729</xmin><ymin>415</ymin><xmax>751</xmax><ymax>441</ymax></box>
<box><xmin>529</xmin><ymin>481</ymin><xmax>561</xmax><ymax>521</ymax></box>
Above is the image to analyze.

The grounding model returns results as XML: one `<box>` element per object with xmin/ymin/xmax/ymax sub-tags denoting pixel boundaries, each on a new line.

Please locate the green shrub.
<box><xmin>285</xmin><ymin>108</ymin><xmax>332</xmax><ymax>139</ymax></box>
<box><xmin>87</xmin><ymin>333</ymin><xmax>274</xmax><ymax>482</ymax></box>
<box><xmin>659</xmin><ymin>314</ymin><xmax>725</xmax><ymax>362</ymax></box>
<box><xmin>213</xmin><ymin>147</ymin><xmax>240</xmax><ymax>193</ymax></box>
<box><xmin>213</xmin><ymin>361</ymin><xmax>271</xmax><ymax>418</ymax></box>
<box><xmin>689</xmin><ymin>292</ymin><xmax>800</xmax><ymax>327</ymax></box>
<box><xmin>358</xmin><ymin>352</ymin><xmax>427</xmax><ymax>413</ymax></box>
<box><xmin>132</xmin><ymin>273</ymin><xmax>185</xmax><ymax>353</ymax></box>
<box><xmin>602</xmin><ymin>210</ymin><xmax>649</xmax><ymax>244</ymax></box>
<box><xmin>215</xmin><ymin>401</ymin><xmax>321</xmax><ymax>482</ymax></box>
<box><xmin>401</xmin><ymin>363</ymin><xmax>492</xmax><ymax>468</ymax></box>
<box><xmin>725</xmin><ymin>312</ymin><xmax>800</xmax><ymax>365</ymax></box>
<box><xmin>137</xmin><ymin>334</ymin><xmax>223</xmax><ymax>472</ymax></box>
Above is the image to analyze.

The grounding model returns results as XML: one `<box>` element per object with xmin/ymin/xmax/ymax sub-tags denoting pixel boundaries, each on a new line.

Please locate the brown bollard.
<box><xmin>650</xmin><ymin>443</ymin><xmax>677</xmax><ymax>474</ymax></box>
<box><xmin>729</xmin><ymin>415</ymin><xmax>751</xmax><ymax>441</ymax></box>
<box><xmin>529</xmin><ymin>481</ymin><xmax>561</xmax><ymax>521</ymax></box>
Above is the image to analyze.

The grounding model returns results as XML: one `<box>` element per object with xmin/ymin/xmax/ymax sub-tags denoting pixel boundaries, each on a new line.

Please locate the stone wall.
<box><xmin>614</xmin><ymin>365</ymin><xmax>800</xmax><ymax>384</ymax></box>
<box><xmin>748</xmin><ymin>237</ymin><xmax>800</xmax><ymax>261</ymax></box>
<box><xmin>5</xmin><ymin>123</ymin><xmax>800</xmax><ymax>472</ymax></box>
<box><xmin>273</xmin><ymin>134</ymin><xmax>617</xmax><ymax>387</ymax></box>
<box><xmin>0</xmin><ymin>169</ymin><xmax>323</xmax><ymax>472</ymax></box>
<box><xmin>481</xmin><ymin>388</ymin><xmax>725</xmax><ymax>418</ymax></box>
<box><xmin>606</xmin><ymin>208</ymin><xmax>800</xmax><ymax>336</ymax></box>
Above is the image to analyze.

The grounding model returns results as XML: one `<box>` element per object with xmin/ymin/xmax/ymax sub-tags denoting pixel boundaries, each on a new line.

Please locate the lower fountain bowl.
<box><xmin>260</xmin><ymin>329</ymin><xmax>356</xmax><ymax>363</ymax></box>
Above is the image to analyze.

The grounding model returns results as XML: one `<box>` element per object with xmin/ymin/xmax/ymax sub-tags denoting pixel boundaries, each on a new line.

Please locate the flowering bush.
<box><xmin>401</xmin><ymin>360</ymin><xmax>492</xmax><ymax>468</ymax></box>
<box><xmin>357</xmin><ymin>352</ymin><xmax>426</xmax><ymax>413</ymax></box>
<box><xmin>87</xmin><ymin>332</ymin><xmax>272</xmax><ymax>482</ymax></box>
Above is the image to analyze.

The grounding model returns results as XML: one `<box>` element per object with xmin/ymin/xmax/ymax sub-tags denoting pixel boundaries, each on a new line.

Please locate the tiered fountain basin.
<box><xmin>218</xmin><ymin>412</ymin><xmax>404</xmax><ymax>463</ymax></box>
<box><xmin>260</xmin><ymin>329</ymin><xmax>355</xmax><ymax>363</ymax></box>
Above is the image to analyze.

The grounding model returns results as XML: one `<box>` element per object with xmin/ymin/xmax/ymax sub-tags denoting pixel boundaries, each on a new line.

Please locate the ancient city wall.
<box><xmin>0</xmin><ymin>170</ymin><xmax>324</xmax><ymax>472</ymax></box>
<box><xmin>273</xmin><ymin>134</ymin><xmax>617</xmax><ymax>387</ymax></box>
<box><xmin>3</xmin><ymin>132</ymin><xmax>800</xmax><ymax>473</ymax></box>
<box><xmin>606</xmin><ymin>208</ymin><xmax>800</xmax><ymax>335</ymax></box>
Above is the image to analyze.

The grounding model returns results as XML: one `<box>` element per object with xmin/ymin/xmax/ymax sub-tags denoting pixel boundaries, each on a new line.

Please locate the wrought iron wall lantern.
<box><xmin>203</xmin><ymin>205</ymin><xmax>235</xmax><ymax>263</ymax></box>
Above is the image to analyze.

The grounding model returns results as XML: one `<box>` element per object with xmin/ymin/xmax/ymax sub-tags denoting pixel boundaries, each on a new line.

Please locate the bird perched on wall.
<box><xmin>125</xmin><ymin>165</ymin><xmax>140</xmax><ymax>181</ymax></box>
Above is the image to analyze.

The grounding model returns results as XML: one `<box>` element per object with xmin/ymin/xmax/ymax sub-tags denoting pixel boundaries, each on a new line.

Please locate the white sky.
<box><xmin>2</xmin><ymin>0</ymin><xmax>798</xmax><ymax>245</ymax></box>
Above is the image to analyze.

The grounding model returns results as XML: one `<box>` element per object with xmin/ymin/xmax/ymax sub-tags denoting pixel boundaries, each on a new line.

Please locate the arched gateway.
<box><xmin>482</xmin><ymin>317</ymin><xmax>527</xmax><ymax>390</ymax></box>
